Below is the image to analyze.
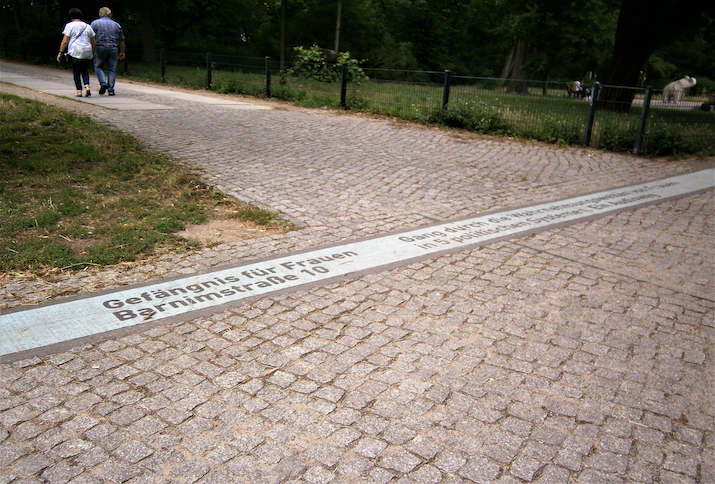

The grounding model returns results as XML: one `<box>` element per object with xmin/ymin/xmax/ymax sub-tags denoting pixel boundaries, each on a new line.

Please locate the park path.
<box><xmin>0</xmin><ymin>60</ymin><xmax>713</xmax><ymax>484</ymax></box>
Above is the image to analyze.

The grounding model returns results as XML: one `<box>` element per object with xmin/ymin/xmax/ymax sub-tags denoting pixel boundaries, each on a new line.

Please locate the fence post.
<box><xmin>160</xmin><ymin>48</ymin><xmax>166</xmax><ymax>83</ymax></box>
<box><xmin>634</xmin><ymin>86</ymin><xmax>653</xmax><ymax>155</ymax></box>
<box><xmin>583</xmin><ymin>81</ymin><xmax>601</xmax><ymax>146</ymax></box>
<box><xmin>442</xmin><ymin>70</ymin><xmax>452</xmax><ymax>111</ymax></box>
<box><xmin>265</xmin><ymin>56</ymin><xmax>272</xmax><ymax>98</ymax></box>
<box><xmin>206</xmin><ymin>52</ymin><xmax>212</xmax><ymax>90</ymax></box>
<box><xmin>340</xmin><ymin>63</ymin><xmax>348</xmax><ymax>108</ymax></box>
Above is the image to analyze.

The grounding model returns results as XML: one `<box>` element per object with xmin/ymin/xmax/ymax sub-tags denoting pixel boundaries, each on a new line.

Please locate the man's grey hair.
<box><xmin>99</xmin><ymin>7</ymin><xmax>112</xmax><ymax>17</ymax></box>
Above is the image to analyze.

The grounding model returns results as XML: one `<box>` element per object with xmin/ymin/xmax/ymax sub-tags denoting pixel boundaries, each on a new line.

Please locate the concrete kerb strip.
<box><xmin>1</xmin><ymin>168</ymin><xmax>712</xmax><ymax>363</ymax></box>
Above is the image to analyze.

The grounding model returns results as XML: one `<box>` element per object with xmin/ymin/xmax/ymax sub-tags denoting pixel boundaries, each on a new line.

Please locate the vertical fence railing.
<box><xmin>206</xmin><ymin>52</ymin><xmax>212</xmax><ymax>90</ymax></box>
<box><xmin>442</xmin><ymin>70</ymin><xmax>452</xmax><ymax>111</ymax></box>
<box><xmin>634</xmin><ymin>86</ymin><xmax>653</xmax><ymax>155</ymax></box>
<box><xmin>340</xmin><ymin>63</ymin><xmax>348</xmax><ymax>108</ymax></box>
<box><xmin>265</xmin><ymin>56</ymin><xmax>272</xmax><ymax>98</ymax></box>
<box><xmin>159</xmin><ymin>48</ymin><xmax>166</xmax><ymax>83</ymax></box>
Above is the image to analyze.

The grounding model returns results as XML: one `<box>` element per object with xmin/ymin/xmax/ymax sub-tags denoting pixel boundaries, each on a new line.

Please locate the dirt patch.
<box><xmin>177</xmin><ymin>217</ymin><xmax>289</xmax><ymax>245</ymax></box>
<box><xmin>175</xmin><ymin>200</ymin><xmax>292</xmax><ymax>246</ymax></box>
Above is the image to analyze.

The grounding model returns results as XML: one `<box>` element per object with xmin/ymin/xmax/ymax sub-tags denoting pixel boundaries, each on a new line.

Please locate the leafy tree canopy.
<box><xmin>1</xmin><ymin>0</ymin><xmax>712</xmax><ymax>85</ymax></box>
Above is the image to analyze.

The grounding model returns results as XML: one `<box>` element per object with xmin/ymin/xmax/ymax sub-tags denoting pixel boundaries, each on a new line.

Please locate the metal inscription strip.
<box><xmin>1</xmin><ymin>169</ymin><xmax>712</xmax><ymax>357</ymax></box>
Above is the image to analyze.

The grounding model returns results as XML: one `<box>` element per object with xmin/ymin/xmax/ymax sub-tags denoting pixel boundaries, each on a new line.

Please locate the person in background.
<box><xmin>574</xmin><ymin>78</ymin><xmax>584</xmax><ymax>98</ymax></box>
<box><xmin>90</xmin><ymin>7</ymin><xmax>126</xmax><ymax>96</ymax></box>
<box><xmin>57</xmin><ymin>8</ymin><xmax>96</xmax><ymax>97</ymax></box>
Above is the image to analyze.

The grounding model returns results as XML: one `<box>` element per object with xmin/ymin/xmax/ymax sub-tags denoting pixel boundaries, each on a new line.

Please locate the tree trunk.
<box><xmin>10</xmin><ymin>0</ymin><xmax>25</xmax><ymax>58</ymax></box>
<box><xmin>139</xmin><ymin>2</ymin><xmax>156</xmax><ymax>64</ymax></box>
<box><xmin>506</xmin><ymin>41</ymin><xmax>529</xmax><ymax>94</ymax></box>
<box><xmin>499</xmin><ymin>48</ymin><xmax>514</xmax><ymax>80</ymax></box>
<box><xmin>334</xmin><ymin>0</ymin><xmax>342</xmax><ymax>54</ymax></box>
<box><xmin>280</xmin><ymin>0</ymin><xmax>287</xmax><ymax>73</ymax></box>
<box><xmin>599</xmin><ymin>0</ymin><xmax>713</xmax><ymax>111</ymax></box>
<box><xmin>11</xmin><ymin>0</ymin><xmax>23</xmax><ymax>30</ymax></box>
<box><xmin>598</xmin><ymin>0</ymin><xmax>654</xmax><ymax>110</ymax></box>
<box><xmin>542</xmin><ymin>69</ymin><xmax>550</xmax><ymax>96</ymax></box>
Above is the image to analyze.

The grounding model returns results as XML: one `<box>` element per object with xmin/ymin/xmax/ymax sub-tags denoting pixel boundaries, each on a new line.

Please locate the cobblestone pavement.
<box><xmin>0</xmin><ymin>61</ymin><xmax>713</xmax><ymax>484</ymax></box>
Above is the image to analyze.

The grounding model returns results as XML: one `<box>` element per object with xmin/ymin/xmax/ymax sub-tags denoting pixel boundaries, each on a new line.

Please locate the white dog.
<box><xmin>663</xmin><ymin>76</ymin><xmax>697</xmax><ymax>103</ymax></box>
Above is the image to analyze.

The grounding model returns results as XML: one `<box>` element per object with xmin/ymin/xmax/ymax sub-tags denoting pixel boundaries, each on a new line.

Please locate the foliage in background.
<box><xmin>288</xmin><ymin>45</ymin><xmax>369</xmax><ymax>85</ymax></box>
<box><xmin>646</xmin><ymin>25</ymin><xmax>715</xmax><ymax>91</ymax></box>
<box><xmin>0</xmin><ymin>93</ymin><xmax>287</xmax><ymax>274</ymax></box>
<box><xmin>1</xmin><ymin>0</ymin><xmax>711</xmax><ymax>88</ymax></box>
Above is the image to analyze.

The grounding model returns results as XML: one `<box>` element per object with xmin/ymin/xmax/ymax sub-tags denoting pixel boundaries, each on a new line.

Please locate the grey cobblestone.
<box><xmin>0</xmin><ymin>64</ymin><xmax>713</xmax><ymax>483</ymax></box>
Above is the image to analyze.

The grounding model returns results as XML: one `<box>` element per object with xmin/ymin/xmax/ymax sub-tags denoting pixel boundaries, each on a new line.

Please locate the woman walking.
<box><xmin>57</xmin><ymin>8</ymin><xmax>96</xmax><ymax>97</ymax></box>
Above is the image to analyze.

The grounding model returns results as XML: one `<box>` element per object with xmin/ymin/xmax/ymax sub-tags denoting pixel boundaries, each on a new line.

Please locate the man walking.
<box><xmin>90</xmin><ymin>7</ymin><xmax>125</xmax><ymax>95</ymax></box>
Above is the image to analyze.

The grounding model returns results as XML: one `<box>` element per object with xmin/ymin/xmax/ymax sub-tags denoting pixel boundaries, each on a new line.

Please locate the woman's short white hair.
<box><xmin>99</xmin><ymin>7</ymin><xmax>112</xmax><ymax>17</ymax></box>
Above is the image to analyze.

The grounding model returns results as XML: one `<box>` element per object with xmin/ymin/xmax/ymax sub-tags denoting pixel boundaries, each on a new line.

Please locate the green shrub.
<box><xmin>214</xmin><ymin>79</ymin><xmax>245</xmax><ymax>94</ymax></box>
<box><xmin>525</xmin><ymin>123</ymin><xmax>582</xmax><ymax>145</ymax></box>
<box><xmin>271</xmin><ymin>85</ymin><xmax>306</xmax><ymax>102</ymax></box>
<box><xmin>642</xmin><ymin>128</ymin><xmax>691</xmax><ymax>156</ymax></box>
<box><xmin>598</xmin><ymin>127</ymin><xmax>637</xmax><ymax>152</ymax></box>
<box><xmin>345</xmin><ymin>94</ymin><xmax>369</xmax><ymax>111</ymax></box>
<box><xmin>435</xmin><ymin>104</ymin><xmax>511</xmax><ymax>134</ymax></box>
<box><xmin>299</xmin><ymin>93</ymin><xmax>341</xmax><ymax>109</ymax></box>
<box><xmin>288</xmin><ymin>45</ymin><xmax>369</xmax><ymax>85</ymax></box>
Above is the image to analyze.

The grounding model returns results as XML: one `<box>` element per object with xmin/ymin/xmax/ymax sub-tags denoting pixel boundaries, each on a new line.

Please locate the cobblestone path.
<box><xmin>0</xmin><ymin>61</ymin><xmax>713</xmax><ymax>484</ymax></box>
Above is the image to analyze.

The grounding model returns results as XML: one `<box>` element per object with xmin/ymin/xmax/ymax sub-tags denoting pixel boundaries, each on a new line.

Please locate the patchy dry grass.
<box><xmin>0</xmin><ymin>93</ymin><xmax>290</xmax><ymax>274</ymax></box>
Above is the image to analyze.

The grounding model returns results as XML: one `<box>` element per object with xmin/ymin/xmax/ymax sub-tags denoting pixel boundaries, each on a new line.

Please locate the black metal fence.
<box><xmin>3</xmin><ymin>42</ymin><xmax>714</xmax><ymax>156</ymax></box>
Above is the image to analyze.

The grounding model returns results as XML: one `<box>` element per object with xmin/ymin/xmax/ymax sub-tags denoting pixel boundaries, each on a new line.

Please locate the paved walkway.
<box><xmin>0</xmin><ymin>60</ymin><xmax>713</xmax><ymax>484</ymax></box>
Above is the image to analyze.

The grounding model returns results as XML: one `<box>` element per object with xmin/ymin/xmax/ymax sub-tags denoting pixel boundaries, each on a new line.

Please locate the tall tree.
<box><xmin>10</xmin><ymin>0</ymin><xmax>24</xmax><ymax>31</ymax></box>
<box><xmin>600</xmin><ymin>0</ymin><xmax>714</xmax><ymax>110</ymax></box>
<box><xmin>381</xmin><ymin>0</ymin><xmax>468</xmax><ymax>71</ymax></box>
<box><xmin>137</xmin><ymin>0</ymin><xmax>158</xmax><ymax>63</ymax></box>
<box><xmin>500</xmin><ymin>0</ymin><xmax>618</xmax><ymax>88</ymax></box>
<box><xmin>281</xmin><ymin>0</ymin><xmax>287</xmax><ymax>70</ymax></box>
<box><xmin>334</xmin><ymin>0</ymin><xmax>342</xmax><ymax>53</ymax></box>
<box><xmin>507</xmin><ymin>41</ymin><xmax>529</xmax><ymax>93</ymax></box>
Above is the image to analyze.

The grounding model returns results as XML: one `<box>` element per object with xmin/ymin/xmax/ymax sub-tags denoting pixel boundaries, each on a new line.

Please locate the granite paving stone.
<box><xmin>0</xmin><ymin>62</ymin><xmax>713</xmax><ymax>483</ymax></box>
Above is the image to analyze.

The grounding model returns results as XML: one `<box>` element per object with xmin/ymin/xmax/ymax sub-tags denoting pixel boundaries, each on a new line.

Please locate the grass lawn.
<box><xmin>0</xmin><ymin>93</ymin><xmax>289</xmax><ymax>275</ymax></box>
